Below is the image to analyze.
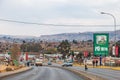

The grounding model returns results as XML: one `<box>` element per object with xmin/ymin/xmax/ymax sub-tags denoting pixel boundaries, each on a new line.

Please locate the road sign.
<box><xmin>93</xmin><ymin>33</ymin><xmax>109</xmax><ymax>56</ymax></box>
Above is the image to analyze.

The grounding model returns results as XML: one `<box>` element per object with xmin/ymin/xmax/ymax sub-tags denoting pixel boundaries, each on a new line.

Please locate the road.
<box><xmin>68</xmin><ymin>66</ymin><xmax>120</xmax><ymax>80</ymax></box>
<box><xmin>1</xmin><ymin>63</ymin><xmax>120</xmax><ymax>80</ymax></box>
<box><xmin>1</xmin><ymin>66</ymin><xmax>83</xmax><ymax>80</ymax></box>
<box><xmin>51</xmin><ymin>63</ymin><xmax>120</xmax><ymax>80</ymax></box>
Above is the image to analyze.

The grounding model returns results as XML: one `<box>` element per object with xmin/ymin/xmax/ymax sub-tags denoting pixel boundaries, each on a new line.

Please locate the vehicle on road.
<box><xmin>48</xmin><ymin>61</ymin><xmax>52</xmax><ymax>65</ymax></box>
<box><xmin>35</xmin><ymin>58</ymin><xmax>43</xmax><ymax>66</ymax></box>
<box><xmin>62</xmin><ymin>61</ymin><xmax>73</xmax><ymax>67</ymax></box>
<box><xmin>30</xmin><ymin>60</ymin><xmax>35</xmax><ymax>66</ymax></box>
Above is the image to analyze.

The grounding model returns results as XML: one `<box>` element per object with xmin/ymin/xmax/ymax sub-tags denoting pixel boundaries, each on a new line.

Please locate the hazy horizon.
<box><xmin>0</xmin><ymin>29</ymin><xmax>119</xmax><ymax>37</ymax></box>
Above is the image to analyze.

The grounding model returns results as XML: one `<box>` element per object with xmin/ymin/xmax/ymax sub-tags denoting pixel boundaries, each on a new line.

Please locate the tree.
<box><xmin>87</xmin><ymin>52</ymin><xmax>91</xmax><ymax>59</ymax></box>
<box><xmin>116</xmin><ymin>40</ymin><xmax>120</xmax><ymax>47</ymax></box>
<box><xmin>57</xmin><ymin>40</ymin><xmax>71</xmax><ymax>59</ymax></box>
<box><xmin>33</xmin><ymin>43</ymin><xmax>42</xmax><ymax>52</ymax></box>
<box><xmin>10</xmin><ymin>43</ymin><xmax>20</xmax><ymax>61</ymax></box>
<box><xmin>76</xmin><ymin>52</ymin><xmax>83</xmax><ymax>59</ymax></box>
<box><xmin>20</xmin><ymin>41</ymin><xmax>42</xmax><ymax>52</ymax></box>
<box><xmin>87</xmin><ymin>39</ymin><xmax>93</xmax><ymax>42</ymax></box>
<box><xmin>45</xmin><ymin>48</ymin><xmax>57</xmax><ymax>54</ymax></box>
<box><xmin>72</xmin><ymin>40</ymin><xmax>78</xmax><ymax>44</ymax></box>
<box><xmin>76</xmin><ymin>52</ymin><xmax>83</xmax><ymax>65</ymax></box>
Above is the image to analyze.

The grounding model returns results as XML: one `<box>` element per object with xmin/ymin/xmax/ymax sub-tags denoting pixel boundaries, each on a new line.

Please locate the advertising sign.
<box><xmin>84</xmin><ymin>51</ymin><xmax>88</xmax><ymax>57</ymax></box>
<box><xmin>93</xmin><ymin>33</ymin><xmax>109</xmax><ymax>56</ymax></box>
<box><xmin>115</xmin><ymin>46</ymin><xmax>119</xmax><ymax>57</ymax></box>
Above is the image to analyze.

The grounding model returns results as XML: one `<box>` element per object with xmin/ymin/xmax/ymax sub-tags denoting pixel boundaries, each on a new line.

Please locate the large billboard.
<box><xmin>93</xmin><ymin>33</ymin><xmax>109</xmax><ymax>56</ymax></box>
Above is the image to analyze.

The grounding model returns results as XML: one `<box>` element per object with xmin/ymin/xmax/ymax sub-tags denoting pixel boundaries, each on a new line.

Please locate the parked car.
<box><xmin>62</xmin><ymin>61</ymin><xmax>73</xmax><ymax>67</ymax></box>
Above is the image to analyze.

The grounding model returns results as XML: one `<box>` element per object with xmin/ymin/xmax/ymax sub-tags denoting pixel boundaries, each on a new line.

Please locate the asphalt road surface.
<box><xmin>1</xmin><ymin>66</ymin><xmax>83</xmax><ymax>80</ymax></box>
<box><xmin>50</xmin><ymin>63</ymin><xmax>120</xmax><ymax>80</ymax></box>
<box><xmin>69</xmin><ymin>66</ymin><xmax>120</xmax><ymax>80</ymax></box>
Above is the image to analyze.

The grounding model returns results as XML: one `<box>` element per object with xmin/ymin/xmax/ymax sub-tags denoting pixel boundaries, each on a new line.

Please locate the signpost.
<box><xmin>93</xmin><ymin>33</ymin><xmax>109</xmax><ymax>56</ymax></box>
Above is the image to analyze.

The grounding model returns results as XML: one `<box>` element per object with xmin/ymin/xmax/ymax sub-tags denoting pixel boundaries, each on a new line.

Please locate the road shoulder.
<box><xmin>0</xmin><ymin>67</ymin><xmax>32</xmax><ymax>78</ymax></box>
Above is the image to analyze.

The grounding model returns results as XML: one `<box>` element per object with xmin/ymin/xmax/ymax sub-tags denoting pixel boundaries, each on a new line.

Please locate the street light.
<box><xmin>101</xmin><ymin>12</ymin><xmax>117</xmax><ymax>67</ymax></box>
<box><xmin>101</xmin><ymin>12</ymin><xmax>116</xmax><ymax>44</ymax></box>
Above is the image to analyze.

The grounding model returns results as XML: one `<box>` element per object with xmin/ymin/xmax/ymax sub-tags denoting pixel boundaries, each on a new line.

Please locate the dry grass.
<box><xmin>0</xmin><ymin>65</ymin><xmax>24</xmax><ymax>73</ymax></box>
<box><xmin>73</xmin><ymin>63</ymin><xmax>120</xmax><ymax>71</ymax></box>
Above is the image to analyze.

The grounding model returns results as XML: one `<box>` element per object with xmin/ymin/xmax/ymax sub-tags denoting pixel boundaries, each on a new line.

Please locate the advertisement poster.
<box><xmin>93</xmin><ymin>33</ymin><xmax>109</xmax><ymax>56</ymax></box>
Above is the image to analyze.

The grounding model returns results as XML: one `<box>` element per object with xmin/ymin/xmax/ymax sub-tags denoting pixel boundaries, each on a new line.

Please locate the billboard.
<box><xmin>93</xmin><ymin>33</ymin><xmax>109</xmax><ymax>56</ymax></box>
<box><xmin>84</xmin><ymin>51</ymin><xmax>88</xmax><ymax>57</ymax></box>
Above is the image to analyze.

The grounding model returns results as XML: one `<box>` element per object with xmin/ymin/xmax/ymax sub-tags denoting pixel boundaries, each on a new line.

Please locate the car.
<box><xmin>35</xmin><ymin>59</ymin><xmax>43</xmax><ymax>66</ymax></box>
<box><xmin>62</xmin><ymin>62</ymin><xmax>73</xmax><ymax>67</ymax></box>
<box><xmin>48</xmin><ymin>61</ymin><xmax>52</xmax><ymax>65</ymax></box>
<box><xmin>30</xmin><ymin>60</ymin><xmax>35</xmax><ymax>66</ymax></box>
<box><xmin>30</xmin><ymin>62</ymin><xmax>35</xmax><ymax>66</ymax></box>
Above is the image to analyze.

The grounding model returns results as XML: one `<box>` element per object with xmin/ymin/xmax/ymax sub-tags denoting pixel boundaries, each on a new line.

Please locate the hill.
<box><xmin>0</xmin><ymin>30</ymin><xmax>120</xmax><ymax>42</ymax></box>
<box><xmin>40</xmin><ymin>30</ymin><xmax>120</xmax><ymax>42</ymax></box>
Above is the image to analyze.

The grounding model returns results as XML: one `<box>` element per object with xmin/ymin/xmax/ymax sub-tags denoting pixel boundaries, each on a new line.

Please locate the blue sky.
<box><xmin>0</xmin><ymin>0</ymin><xmax>120</xmax><ymax>36</ymax></box>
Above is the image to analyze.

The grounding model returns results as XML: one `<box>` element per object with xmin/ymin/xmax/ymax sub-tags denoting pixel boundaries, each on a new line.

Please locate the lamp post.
<box><xmin>101</xmin><ymin>12</ymin><xmax>117</xmax><ymax>56</ymax></box>
<box><xmin>101</xmin><ymin>12</ymin><xmax>117</xmax><ymax>66</ymax></box>
<box><xmin>101</xmin><ymin>12</ymin><xmax>116</xmax><ymax>45</ymax></box>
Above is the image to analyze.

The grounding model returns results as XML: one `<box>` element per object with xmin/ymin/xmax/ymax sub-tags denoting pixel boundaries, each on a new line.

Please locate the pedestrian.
<box><xmin>27</xmin><ymin>61</ymin><xmax>30</xmax><ymax>67</ymax></box>
<box><xmin>84</xmin><ymin>59</ymin><xmax>88</xmax><ymax>71</ymax></box>
<box><xmin>85</xmin><ymin>63</ymin><xmax>88</xmax><ymax>71</ymax></box>
<box><xmin>92</xmin><ymin>60</ymin><xmax>95</xmax><ymax>68</ymax></box>
<box><xmin>100</xmin><ymin>55</ymin><xmax>102</xmax><ymax>66</ymax></box>
<box><xmin>96</xmin><ymin>60</ymin><xmax>98</xmax><ymax>67</ymax></box>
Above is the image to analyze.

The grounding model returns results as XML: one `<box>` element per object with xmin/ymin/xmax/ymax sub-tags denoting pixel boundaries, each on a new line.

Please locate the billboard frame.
<box><xmin>93</xmin><ymin>33</ymin><xmax>109</xmax><ymax>56</ymax></box>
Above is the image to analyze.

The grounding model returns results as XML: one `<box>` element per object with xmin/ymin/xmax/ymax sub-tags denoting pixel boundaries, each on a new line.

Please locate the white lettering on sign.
<box><xmin>95</xmin><ymin>46</ymin><xmax>100</xmax><ymax>51</ymax></box>
<box><xmin>101</xmin><ymin>47</ymin><xmax>108</xmax><ymax>51</ymax></box>
<box><xmin>95</xmin><ymin>46</ymin><xmax>108</xmax><ymax>51</ymax></box>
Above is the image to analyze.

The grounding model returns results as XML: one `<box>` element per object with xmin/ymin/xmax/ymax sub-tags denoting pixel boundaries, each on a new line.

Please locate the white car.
<box><xmin>62</xmin><ymin>62</ymin><xmax>73</xmax><ymax>67</ymax></box>
<box><xmin>35</xmin><ymin>59</ymin><xmax>43</xmax><ymax>66</ymax></box>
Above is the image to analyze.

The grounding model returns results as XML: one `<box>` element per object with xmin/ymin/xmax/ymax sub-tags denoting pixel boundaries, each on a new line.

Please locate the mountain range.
<box><xmin>0</xmin><ymin>30</ymin><xmax>120</xmax><ymax>42</ymax></box>
<box><xmin>40</xmin><ymin>30</ymin><xmax>120</xmax><ymax>42</ymax></box>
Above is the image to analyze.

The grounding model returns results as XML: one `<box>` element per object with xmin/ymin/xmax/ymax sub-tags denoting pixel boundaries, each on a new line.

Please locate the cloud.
<box><xmin>0</xmin><ymin>0</ymin><xmax>120</xmax><ymax>36</ymax></box>
<box><xmin>69</xmin><ymin>0</ymin><xmax>119</xmax><ymax>6</ymax></box>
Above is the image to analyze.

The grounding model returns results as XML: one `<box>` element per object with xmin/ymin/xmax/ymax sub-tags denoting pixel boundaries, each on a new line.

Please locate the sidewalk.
<box><xmin>73</xmin><ymin>63</ymin><xmax>120</xmax><ymax>71</ymax></box>
<box><xmin>0</xmin><ymin>66</ymin><xmax>32</xmax><ymax>78</ymax></box>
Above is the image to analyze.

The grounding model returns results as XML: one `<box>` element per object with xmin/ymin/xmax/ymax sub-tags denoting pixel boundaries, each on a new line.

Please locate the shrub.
<box><xmin>6</xmin><ymin>67</ymin><xmax>13</xmax><ymax>71</ymax></box>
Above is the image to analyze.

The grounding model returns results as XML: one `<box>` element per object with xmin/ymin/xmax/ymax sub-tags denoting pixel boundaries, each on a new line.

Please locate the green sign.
<box><xmin>93</xmin><ymin>33</ymin><xmax>109</xmax><ymax>56</ymax></box>
<box><xmin>13</xmin><ymin>60</ymin><xmax>19</xmax><ymax>66</ymax></box>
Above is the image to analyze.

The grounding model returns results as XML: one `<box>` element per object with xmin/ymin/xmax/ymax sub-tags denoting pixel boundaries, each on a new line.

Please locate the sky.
<box><xmin>0</xmin><ymin>0</ymin><xmax>120</xmax><ymax>36</ymax></box>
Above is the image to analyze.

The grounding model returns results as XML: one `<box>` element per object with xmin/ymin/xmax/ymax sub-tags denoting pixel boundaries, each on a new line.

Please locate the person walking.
<box><xmin>92</xmin><ymin>60</ymin><xmax>95</xmax><ymax>68</ymax></box>
<box><xmin>85</xmin><ymin>63</ymin><xmax>88</xmax><ymax>71</ymax></box>
<box><xmin>96</xmin><ymin>60</ymin><xmax>98</xmax><ymax>67</ymax></box>
<box><xmin>84</xmin><ymin>59</ymin><xmax>88</xmax><ymax>71</ymax></box>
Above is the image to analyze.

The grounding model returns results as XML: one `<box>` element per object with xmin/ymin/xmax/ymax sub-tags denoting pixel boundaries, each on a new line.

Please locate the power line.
<box><xmin>0</xmin><ymin>18</ymin><xmax>120</xmax><ymax>27</ymax></box>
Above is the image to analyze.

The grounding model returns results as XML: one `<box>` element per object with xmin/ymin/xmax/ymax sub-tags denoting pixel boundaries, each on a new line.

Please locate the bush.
<box><xmin>19</xmin><ymin>65</ymin><xmax>23</xmax><ymax>68</ymax></box>
<box><xmin>6</xmin><ymin>67</ymin><xmax>13</xmax><ymax>71</ymax></box>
